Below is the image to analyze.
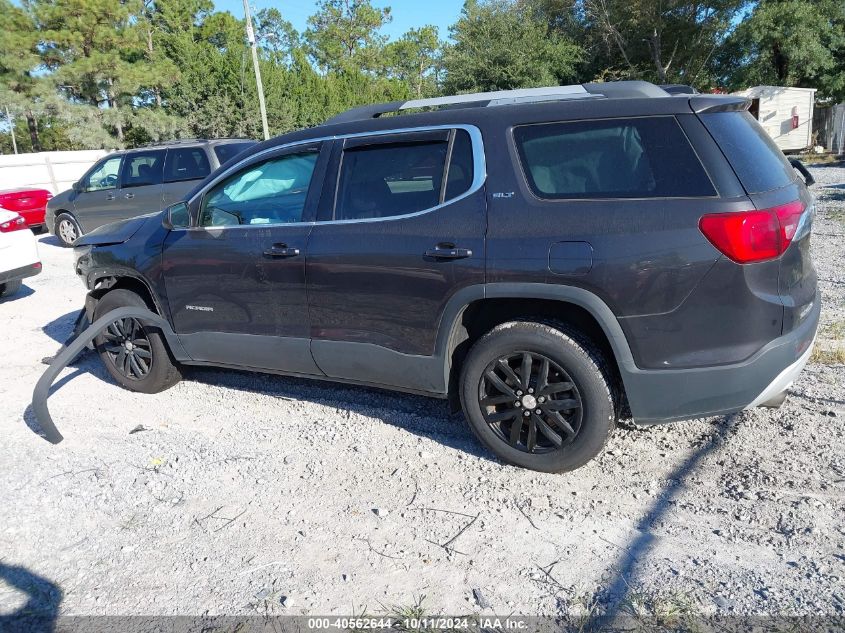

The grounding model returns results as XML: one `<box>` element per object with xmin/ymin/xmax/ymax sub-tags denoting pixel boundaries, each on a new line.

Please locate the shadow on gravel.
<box><xmin>587</xmin><ymin>414</ymin><xmax>741</xmax><ymax>628</ymax></box>
<box><xmin>37</xmin><ymin>235</ymin><xmax>62</xmax><ymax>248</ymax></box>
<box><xmin>26</xmin><ymin>323</ymin><xmax>493</xmax><ymax>461</ymax></box>
<box><xmin>0</xmin><ymin>285</ymin><xmax>34</xmax><ymax>303</ymax></box>
<box><xmin>186</xmin><ymin>366</ymin><xmax>495</xmax><ymax>462</ymax></box>
<box><xmin>0</xmin><ymin>562</ymin><xmax>62</xmax><ymax>633</ymax></box>
<box><xmin>41</xmin><ymin>310</ymin><xmax>81</xmax><ymax>345</ymax></box>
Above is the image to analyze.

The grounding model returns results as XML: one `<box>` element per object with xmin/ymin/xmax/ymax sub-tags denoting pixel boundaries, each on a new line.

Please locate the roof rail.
<box><xmin>326</xmin><ymin>81</ymin><xmax>670</xmax><ymax>125</ymax></box>
<box><xmin>137</xmin><ymin>138</ymin><xmax>208</xmax><ymax>148</ymax></box>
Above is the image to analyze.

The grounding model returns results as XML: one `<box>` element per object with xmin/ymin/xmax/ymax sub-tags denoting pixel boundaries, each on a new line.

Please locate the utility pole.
<box><xmin>4</xmin><ymin>105</ymin><xmax>18</xmax><ymax>154</ymax></box>
<box><xmin>243</xmin><ymin>0</ymin><xmax>270</xmax><ymax>140</ymax></box>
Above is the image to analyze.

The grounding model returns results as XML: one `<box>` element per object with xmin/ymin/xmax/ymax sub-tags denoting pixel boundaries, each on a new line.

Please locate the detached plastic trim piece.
<box><xmin>32</xmin><ymin>306</ymin><xmax>173</xmax><ymax>444</ymax></box>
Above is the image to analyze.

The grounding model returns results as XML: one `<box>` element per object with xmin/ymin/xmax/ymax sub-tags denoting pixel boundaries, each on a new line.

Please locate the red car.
<box><xmin>0</xmin><ymin>188</ymin><xmax>53</xmax><ymax>231</ymax></box>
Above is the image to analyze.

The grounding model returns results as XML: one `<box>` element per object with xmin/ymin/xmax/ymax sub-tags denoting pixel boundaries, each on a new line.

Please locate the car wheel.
<box><xmin>93</xmin><ymin>289</ymin><xmax>182</xmax><ymax>394</ymax></box>
<box><xmin>460</xmin><ymin>321</ymin><xmax>616</xmax><ymax>473</ymax></box>
<box><xmin>0</xmin><ymin>279</ymin><xmax>23</xmax><ymax>298</ymax></box>
<box><xmin>55</xmin><ymin>213</ymin><xmax>82</xmax><ymax>247</ymax></box>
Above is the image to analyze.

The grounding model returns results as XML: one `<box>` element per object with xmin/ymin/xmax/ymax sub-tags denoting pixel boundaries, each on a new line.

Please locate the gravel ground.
<box><xmin>1</xmin><ymin>165</ymin><xmax>844</xmax><ymax>623</ymax></box>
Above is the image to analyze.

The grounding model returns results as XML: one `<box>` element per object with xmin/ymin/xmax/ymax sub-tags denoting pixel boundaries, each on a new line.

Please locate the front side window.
<box><xmin>121</xmin><ymin>150</ymin><xmax>165</xmax><ymax>188</ymax></box>
<box><xmin>83</xmin><ymin>156</ymin><xmax>122</xmax><ymax>192</ymax></box>
<box><xmin>199</xmin><ymin>151</ymin><xmax>318</xmax><ymax>227</ymax></box>
<box><xmin>514</xmin><ymin>117</ymin><xmax>715</xmax><ymax>199</ymax></box>
<box><xmin>164</xmin><ymin>147</ymin><xmax>211</xmax><ymax>183</ymax></box>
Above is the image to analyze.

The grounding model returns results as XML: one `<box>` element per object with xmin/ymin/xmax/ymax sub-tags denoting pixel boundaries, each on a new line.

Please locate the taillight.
<box><xmin>699</xmin><ymin>201</ymin><xmax>805</xmax><ymax>264</ymax></box>
<box><xmin>0</xmin><ymin>214</ymin><xmax>27</xmax><ymax>233</ymax></box>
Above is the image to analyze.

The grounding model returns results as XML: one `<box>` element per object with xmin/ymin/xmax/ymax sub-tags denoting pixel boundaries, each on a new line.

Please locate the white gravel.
<box><xmin>1</xmin><ymin>165</ymin><xmax>844</xmax><ymax>620</ymax></box>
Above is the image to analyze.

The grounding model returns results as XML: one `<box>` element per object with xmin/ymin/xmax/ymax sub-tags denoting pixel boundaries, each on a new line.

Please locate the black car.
<box><xmin>70</xmin><ymin>81</ymin><xmax>819</xmax><ymax>472</ymax></box>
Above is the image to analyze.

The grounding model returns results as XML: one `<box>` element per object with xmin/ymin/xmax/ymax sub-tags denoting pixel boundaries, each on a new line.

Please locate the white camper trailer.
<box><xmin>733</xmin><ymin>86</ymin><xmax>816</xmax><ymax>152</ymax></box>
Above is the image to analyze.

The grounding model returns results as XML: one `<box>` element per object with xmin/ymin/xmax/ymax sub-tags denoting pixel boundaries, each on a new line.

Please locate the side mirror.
<box><xmin>163</xmin><ymin>202</ymin><xmax>190</xmax><ymax>230</ymax></box>
<box><xmin>71</xmin><ymin>181</ymin><xmax>81</xmax><ymax>192</ymax></box>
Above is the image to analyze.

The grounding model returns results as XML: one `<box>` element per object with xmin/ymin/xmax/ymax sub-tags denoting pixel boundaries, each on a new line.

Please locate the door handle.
<box><xmin>124</xmin><ymin>193</ymin><xmax>135</xmax><ymax>199</ymax></box>
<box><xmin>106</xmin><ymin>194</ymin><xmax>115</xmax><ymax>201</ymax></box>
<box><xmin>263</xmin><ymin>244</ymin><xmax>300</xmax><ymax>258</ymax></box>
<box><xmin>424</xmin><ymin>244</ymin><xmax>473</xmax><ymax>260</ymax></box>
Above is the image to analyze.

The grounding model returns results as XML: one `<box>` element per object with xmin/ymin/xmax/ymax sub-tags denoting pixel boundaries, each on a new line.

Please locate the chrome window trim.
<box><xmin>176</xmin><ymin>124</ymin><xmax>486</xmax><ymax>231</ymax></box>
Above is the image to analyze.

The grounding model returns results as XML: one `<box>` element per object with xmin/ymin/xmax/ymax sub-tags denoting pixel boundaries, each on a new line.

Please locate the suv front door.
<box><xmin>161</xmin><ymin>143</ymin><xmax>330</xmax><ymax>374</ymax></box>
<box><xmin>72</xmin><ymin>155</ymin><xmax>125</xmax><ymax>233</ymax></box>
<box><xmin>306</xmin><ymin>127</ymin><xmax>486</xmax><ymax>393</ymax></box>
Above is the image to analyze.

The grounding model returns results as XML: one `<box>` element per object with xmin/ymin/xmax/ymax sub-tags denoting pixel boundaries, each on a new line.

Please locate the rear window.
<box><xmin>701</xmin><ymin>111</ymin><xmax>794</xmax><ymax>194</ymax></box>
<box><xmin>164</xmin><ymin>147</ymin><xmax>211</xmax><ymax>183</ymax></box>
<box><xmin>214</xmin><ymin>142</ymin><xmax>255</xmax><ymax>165</ymax></box>
<box><xmin>514</xmin><ymin>116</ymin><xmax>715</xmax><ymax>199</ymax></box>
<box><xmin>335</xmin><ymin>140</ymin><xmax>448</xmax><ymax>220</ymax></box>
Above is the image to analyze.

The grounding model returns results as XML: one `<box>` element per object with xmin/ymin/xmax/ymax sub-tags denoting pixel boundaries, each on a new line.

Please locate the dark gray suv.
<box><xmin>46</xmin><ymin>138</ymin><xmax>255</xmax><ymax>246</ymax></box>
<box><xmin>46</xmin><ymin>81</ymin><xmax>819</xmax><ymax>472</ymax></box>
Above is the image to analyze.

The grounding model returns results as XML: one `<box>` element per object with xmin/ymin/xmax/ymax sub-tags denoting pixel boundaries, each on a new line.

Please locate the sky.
<box><xmin>215</xmin><ymin>0</ymin><xmax>463</xmax><ymax>41</ymax></box>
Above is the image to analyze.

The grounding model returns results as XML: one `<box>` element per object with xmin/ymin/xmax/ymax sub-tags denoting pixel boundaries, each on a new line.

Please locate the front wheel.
<box><xmin>460</xmin><ymin>321</ymin><xmax>616</xmax><ymax>473</ymax></box>
<box><xmin>55</xmin><ymin>213</ymin><xmax>82</xmax><ymax>247</ymax></box>
<box><xmin>93</xmin><ymin>289</ymin><xmax>182</xmax><ymax>393</ymax></box>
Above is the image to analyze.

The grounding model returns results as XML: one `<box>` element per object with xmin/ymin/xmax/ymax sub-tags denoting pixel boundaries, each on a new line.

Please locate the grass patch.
<box><xmin>820</xmin><ymin>320</ymin><xmax>845</xmax><ymax>340</ymax></box>
<box><xmin>618</xmin><ymin>586</ymin><xmax>701</xmax><ymax>633</ymax></box>
<box><xmin>800</xmin><ymin>153</ymin><xmax>844</xmax><ymax>166</ymax></box>
<box><xmin>811</xmin><ymin>346</ymin><xmax>845</xmax><ymax>365</ymax></box>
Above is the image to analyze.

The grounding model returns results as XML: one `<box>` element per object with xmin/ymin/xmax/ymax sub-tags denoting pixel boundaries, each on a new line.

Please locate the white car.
<box><xmin>0</xmin><ymin>208</ymin><xmax>41</xmax><ymax>298</ymax></box>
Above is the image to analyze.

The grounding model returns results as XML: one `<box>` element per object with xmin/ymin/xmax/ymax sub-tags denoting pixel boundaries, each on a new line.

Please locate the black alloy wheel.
<box><xmin>479</xmin><ymin>351</ymin><xmax>583</xmax><ymax>454</ymax></box>
<box><xmin>101</xmin><ymin>317</ymin><xmax>153</xmax><ymax>380</ymax></box>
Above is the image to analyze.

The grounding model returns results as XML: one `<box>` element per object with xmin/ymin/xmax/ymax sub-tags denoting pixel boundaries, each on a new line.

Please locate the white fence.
<box><xmin>0</xmin><ymin>150</ymin><xmax>110</xmax><ymax>194</ymax></box>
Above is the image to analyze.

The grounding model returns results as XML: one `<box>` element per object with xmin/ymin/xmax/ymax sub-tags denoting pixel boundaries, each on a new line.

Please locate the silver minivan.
<box><xmin>46</xmin><ymin>138</ymin><xmax>255</xmax><ymax>246</ymax></box>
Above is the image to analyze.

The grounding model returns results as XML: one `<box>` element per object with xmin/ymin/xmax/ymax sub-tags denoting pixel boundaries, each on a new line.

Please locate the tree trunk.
<box><xmin>649</xmin><ymin>28</ymin><xmax>667</xmax><ymax>83</ymax></box>
<box><xmin>26</xmin><ymin>111</ymin><xmax>42</xmax><ymax>152</ymax></box>
<box><xmin>107</xmin><ymin>82</ymin><xmax>124</xmax><ymax>142</ymax></box>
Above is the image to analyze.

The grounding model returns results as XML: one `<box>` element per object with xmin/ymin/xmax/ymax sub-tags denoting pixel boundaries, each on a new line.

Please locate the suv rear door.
<box><xmin>305</xmin><ymin>126</ymin><xmax>486</xmax><ymax>393</ymax></box>
<box><xmin>161</xmin><ymin>146</ymin><xmax>212</xmax><ymax>208</ymax></box>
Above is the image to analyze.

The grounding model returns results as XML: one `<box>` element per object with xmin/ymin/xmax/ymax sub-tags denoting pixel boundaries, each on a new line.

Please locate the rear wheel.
<box><xmin>55</xmin><ymin>213</ymin><xmax>81</xmax><ymax>247</ymax></box>
<box><xmin>460</xmin><ymin>321</ymin><xmax>616</xmax><ymax>472</ymax></box>
<box><xmin>0</xmin><ymin>279</ymin><xmax>22</xmax><ymax>298</ymax></box>
<box><xmin>93</xmin><ymin>289</ymin><xmax>182</xmax><ymax>393</ymax></box>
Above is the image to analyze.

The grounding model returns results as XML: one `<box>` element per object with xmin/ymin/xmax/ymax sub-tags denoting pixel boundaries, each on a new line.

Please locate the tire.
<box><xmin>459</xmin><ymin>321</ymin><xmax>616</xmax><ymax>473</ymax></box>
<box><xmin>93</xmin><ymin>289</ymin><xmax>182</xmax><ymax>393</ymax></box>
<box><xmin>55</xmin><ymin>213</ymin><xmax>82</xmax><ymax>247</ymax></box>
<box><xmin>0</xmin><ymin>279</ymin><xmax>22</xmax><ymax>298</ymax></box>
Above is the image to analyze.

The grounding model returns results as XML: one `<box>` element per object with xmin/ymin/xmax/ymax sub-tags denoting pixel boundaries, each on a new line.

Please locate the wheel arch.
<box><xmin>439</xmin><ymin>283</ymin><xmax>636</xmax><ymax>411</ymax></box>
<box><xmin>88</xmin><ymin>272</ymin><xmax>166</xmax><ymax>320</ymax></box>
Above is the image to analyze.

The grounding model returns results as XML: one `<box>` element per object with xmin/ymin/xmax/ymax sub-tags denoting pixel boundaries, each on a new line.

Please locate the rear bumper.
<box><xmin>0</xmin><ymin>261</ymin><xmax>42</xmax><ymax>285</ymax></box>
<box><xmin>622</xmin><ymin>291</ymin><xmax>820</xmax><ymax>423</ymax></box>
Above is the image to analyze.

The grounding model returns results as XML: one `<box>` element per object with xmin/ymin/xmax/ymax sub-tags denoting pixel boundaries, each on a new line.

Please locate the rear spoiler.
<box><xmin>689</xmin><ymin>96</ymin><xmax>751</xmax><ymax>114</ymax></box>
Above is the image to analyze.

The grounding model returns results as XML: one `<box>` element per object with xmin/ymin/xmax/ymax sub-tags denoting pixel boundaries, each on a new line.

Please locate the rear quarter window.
<box><xmin>700</xmin><ymin>111</ymin><xmax>795</xmax><ymax>194</ymax></box>
<box><xmin>514</xmin><ymin>116</ymin><xmax>715</xmax><ymax>199</ymax></box>
<box><xmin>214</xmin><ymin>142</ymin><xmax>256</xmax><ymax>166</ymax></box>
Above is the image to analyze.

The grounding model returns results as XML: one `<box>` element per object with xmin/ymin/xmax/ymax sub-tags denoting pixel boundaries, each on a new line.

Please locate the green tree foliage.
<box><xmin>579</xmin><ymin>0</ymin><xmax>747</xmax><ymax>85</ymax></box>
<box><xmin>3</xmin><ymin>0</ymin><xmax>845</xmax><ymax>154</ymax></box>
<box><xmin>304</xmin><ymin>0</ymin><xmax>392</xmax><ymax>74</ymax></box>
<box><xmin>443</xmin><ymin>0</ymin><xmax>582</xmax><ymax>93</ymax></box>
<box><xmin>718</xmin><ymin>0</ymin><xmax>845</xmax><ymax>100</ymax></box>
<box><xmin>384</xmin><ymin>26</ymin><xmax>441</xmax><ymax>98</ymax></box>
